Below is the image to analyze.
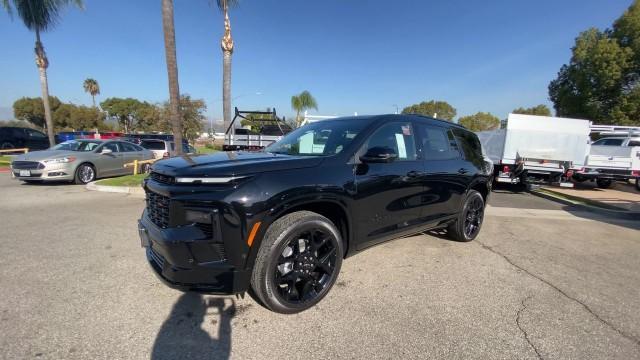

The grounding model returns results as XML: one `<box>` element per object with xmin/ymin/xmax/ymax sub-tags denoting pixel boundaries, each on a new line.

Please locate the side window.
<box><xmin>452</xmin><ymin>128</ymin><xmax>483</xmax><ymax>166</ymax></box>
<box><xmin>418</xmin><ymin>125</ymin><xmax>460</xmax><ymax>160</ymax></box>
<box><xmin>364</xmin><ymin>122</ymin><xmax>417</xmax><ymax>161</ymax></box>
<box><xmin>26</xmin><ymin>129</ymin><xmax>46</xmax><ymax>139</ymax></box>
<box><xmin>604</xmin><ymin>139</ymin><xmax>624</xmax><ymax>146</ymax></box>
<box><xmin>628</xmin><ymin>140</ymin><xmax>640</xmax><ymax>147</ymax></box>
<box><xmin>103</xmin><ymin>142</ymin><xmax>120</xmax><ymax>153</ymax></box>
<box><xmin>120</xmin><ymin>142</ymin><xmax>138</xmax><ymax>152</ymax></box>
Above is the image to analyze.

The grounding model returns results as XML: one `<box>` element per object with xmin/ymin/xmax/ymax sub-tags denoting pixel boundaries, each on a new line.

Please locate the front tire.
<box><xmin>74</xmin><ymin>163</ymin><xmax>96</xmax><ymax>185</ymax></box>
<box><xmin>250</xmin><ymin>211</ymin><xmax>344</xmax><ymax>314</ymax></box>
<box><xmin>448</xmin><ymin>190</ymin><xmax>485</xmax><ymax>242</ymax></box>
<box><xmin>596</xmin><ymin>178</ymin><xmax>612</xmax><ymax>189</ymax></box>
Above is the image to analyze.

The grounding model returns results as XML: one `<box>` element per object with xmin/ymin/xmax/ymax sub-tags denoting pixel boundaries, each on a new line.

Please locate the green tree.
<box><xmin>2</xmin><ymin>0</ymin><xmax>84</xmax><ymax>146</ymax></box>
<box><xmin>291</xmin><ymin>91</ymin><xmax>318</xmax><ymax>127</ymax></box>
<box><xmin>216</xmin><ymin>0</ymin><xmax>239</xmax><ymax>136</ymax></box>
<box><xmin>53</xmin><ymin>103</ymin><xmax>107</xmax><ymax>130</ymax></box>
<box><xmin>512</xmin><ymin>105</ymin><xmax>552</xmax><ymax>116</ymax></box>
<box><xmin>13</xmin><ymin>96</ymin><xmax>61</xmax><ymax>128</ymax></box>
<box><xmin>83</xmin><ymin>78</ymin><xmax>100</xmax><ymax>107</ymax></box>
<box><xmin>401</xmin><ymin>100</ymin><xmax>456</xmax><ymax>121</ymax></box>
<box><xmin>100</xmin><ymin>97</ymin><xmax>147</xmax><ymax>133</ymax></box>
<box><xmin>161</xmin><ymin>0</ymin><xmax>183</xmax><ymax>154</ymax></box>
<box><xmin>458</xmin><ymin>112</ymin><xmax>500</xmax><ymax>132</ymax></box>
<box><xmin>161</xmin><ymin>95</ymin><xmax>206</xmax><ymax>142</ymax></box>
<box><xmin>549</xmin><ymin>28</ymin><xmax>632</xmax><ymax>123</ymax></box>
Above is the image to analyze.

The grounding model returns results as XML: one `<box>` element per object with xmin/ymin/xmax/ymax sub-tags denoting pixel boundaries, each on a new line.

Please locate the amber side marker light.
<box><xmin>247</xmin><ymin>222</ymin><xmax>262</xmax><ymax>247</ymax></box>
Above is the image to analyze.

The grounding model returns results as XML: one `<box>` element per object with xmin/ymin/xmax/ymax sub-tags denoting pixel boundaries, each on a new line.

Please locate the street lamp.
<box><xmin>393</xmin><ymin>104</ymin><xmax>399</xmax><ymax>114</ymax></box>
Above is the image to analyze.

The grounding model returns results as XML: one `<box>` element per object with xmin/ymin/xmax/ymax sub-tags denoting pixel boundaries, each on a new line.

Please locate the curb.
<box><xmin>529</xmin><ymin>188</ymin><xmax>640</xmax><ymax>221</ymax></box>
<box><xmin>86</xmin><ymin>181</ymin><xmax>145</xmax><ymax>197</ymax></box>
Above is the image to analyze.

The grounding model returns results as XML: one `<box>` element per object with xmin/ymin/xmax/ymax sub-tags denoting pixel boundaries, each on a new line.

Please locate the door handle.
<box><xmin>458</xmin><ymin>168</ymin><xmax>469</xmax><ymax>174</ymax></box>
<box><xmin>406</xmin><ymin>170</ymin><xmax>424</xmax><ymax>178</ymax></box>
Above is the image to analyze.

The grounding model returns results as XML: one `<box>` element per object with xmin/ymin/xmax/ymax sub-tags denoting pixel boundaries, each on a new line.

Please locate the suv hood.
<box><xmin>13</xmin><ymin>150</ymin><xmax>76</xmax><ymax>162</ymax></box>
<box><xmin>152</xmin><ymin>151</ymin><xmax>325</xmax><ymax>177</ymax></box>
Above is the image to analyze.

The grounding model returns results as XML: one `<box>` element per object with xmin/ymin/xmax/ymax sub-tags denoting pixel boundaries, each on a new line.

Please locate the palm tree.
<box><xmin>291</xmin><ymin>91</ymin><xmax>318</xmax><ymax>127</ymax></box>
<box><xmin>216</xmin><ymin>0</ymin><xmax>238</xmax><ymax>134</ymax></box>
<box><xmin>83</xmin><ymin>78</ymin><xmax>100</xmax><ymax>107</ymax></box>
<box><xmin>2</xmin><ymin>0</ymin><xmax>83</xmax><ymax>146</ymax></box>
<box><xmin>161</xmin><ymin>0</ymin><xmax>183</xmax><ymax>154</ymax></box>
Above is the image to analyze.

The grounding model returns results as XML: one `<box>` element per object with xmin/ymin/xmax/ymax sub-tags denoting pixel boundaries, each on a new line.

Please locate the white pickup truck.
<box><xmin>223</xmin><ymin>108</ymin><xmax>292</xmax><ymax>151</ymax></box>
<box><xmin>573</xmin><ymin>135</ymin><xmax>640</xmax><ymax>190</ymax></box>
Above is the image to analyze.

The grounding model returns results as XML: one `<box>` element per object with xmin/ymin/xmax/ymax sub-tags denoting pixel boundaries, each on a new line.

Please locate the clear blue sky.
<box><xmin>0</xmin><ymin>0</ymin><xmax>634</xmax><ymax>122</ymax></box>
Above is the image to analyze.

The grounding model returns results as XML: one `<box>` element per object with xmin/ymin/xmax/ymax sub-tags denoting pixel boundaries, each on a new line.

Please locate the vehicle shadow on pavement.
<box><xmin>151</xmin><ymin>292</ymin><xmax>235</xmax><ymax>360</ymax></box>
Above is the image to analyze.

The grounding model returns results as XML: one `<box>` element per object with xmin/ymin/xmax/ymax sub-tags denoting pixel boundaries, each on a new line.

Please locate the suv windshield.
<box><xmin>265</xmin><ymin>120</ymin><xmax>367</xmax><ymax>156</ymax></box>
<box><xmin>51</xmin><ymin>140</ymin><xmax>101</xmax><ymax>152</ymax></box>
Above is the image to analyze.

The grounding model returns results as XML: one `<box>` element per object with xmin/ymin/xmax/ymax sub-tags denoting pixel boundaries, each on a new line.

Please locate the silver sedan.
<box><xmin>10</xmin><ymin>139</ymin><xmax>154</xmax><ymax>184</ymax></box>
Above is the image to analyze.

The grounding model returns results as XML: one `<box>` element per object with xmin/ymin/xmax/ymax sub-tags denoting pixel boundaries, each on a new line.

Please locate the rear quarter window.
<box><xmin>452</xmin><ymin>128</ymin><xmax>483</xmax><ymax>167</ymax></box>
<box><xmin>141</xmin><ymin>141</ymin><xmax>166</xmax><ymax>150</ymax></box>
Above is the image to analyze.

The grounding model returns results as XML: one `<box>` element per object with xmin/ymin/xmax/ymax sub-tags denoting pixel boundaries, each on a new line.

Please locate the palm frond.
<box><xmin>2</xmin><ymin>0</ymin><xmax>83</xmax><ymax>32</ymax></box>
<box><xmin>214</xmin><ymin>0</ymin><xmax>238</xmax><ymax>11</ymax></box>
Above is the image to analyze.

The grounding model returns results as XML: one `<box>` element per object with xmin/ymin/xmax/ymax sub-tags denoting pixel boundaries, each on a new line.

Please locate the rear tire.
<box><xmin>596</xmin><ymin>178</ymin><xmax>612</xmax><ymax>189</ymax></box>
<box><xmin>250</xmin><ymin>211</ymin><xmax>343</xmax><ymax>314</ymax></box>
<box><xmin>1</xmin><ymin>141</ymin><xmax>15</xmax><ymax>150</ymax></box>
<box><xmin>448</xmin><ymin>190</ymin><xmax>485</xmax><ymax>242</ymax></box>
<box><xmin>635</xmin><ymin>178</ymin><xmax>640</xmax><ymax>192</ymax></box>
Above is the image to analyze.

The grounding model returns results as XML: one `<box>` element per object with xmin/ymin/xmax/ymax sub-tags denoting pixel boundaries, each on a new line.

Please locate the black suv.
<box><xmin>139</xmin><ymin>115</ymin><xmax>492</xmax><ymax>313</ymax></box>
<box><xmin>0</xmin><ymin>127</ymin><xmax>49</xmax><ymax>151</ymax></box>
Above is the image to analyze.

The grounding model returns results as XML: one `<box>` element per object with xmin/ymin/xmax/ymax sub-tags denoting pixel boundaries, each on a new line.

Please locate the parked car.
<box><xmin>54</xmin><ymin>131</ymin><xmax>97</xmax><ymax>144</ymax></box>
<box><xmin>10</xmin><ymin>139</ymin><xmax>153</xmax><ymax>184</ymax></box>
<box><xmin>0</xmin><ymin>127</ymin><xmax>50</xmax><ymax>151</ymax></box>
<box><xmin>139</xmin><ymin>139</ymin><xmax>192</xmax><ymax>159</ymax></box>
<box><xmin>139</xmin><ymin>114</ymin><xmax>492</xmax><ymax>313</ymax></box>
<box><xmin>591</xmin><ymin>136</ymin><xmax>640</xmax><ymax>147</ymax></box>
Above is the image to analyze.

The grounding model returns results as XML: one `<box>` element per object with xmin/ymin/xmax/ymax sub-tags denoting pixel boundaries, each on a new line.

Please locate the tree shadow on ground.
<box><xmin>151</xmin><ymin>292</ymin><xmax>236</xmax><ymax>360</ymax></box>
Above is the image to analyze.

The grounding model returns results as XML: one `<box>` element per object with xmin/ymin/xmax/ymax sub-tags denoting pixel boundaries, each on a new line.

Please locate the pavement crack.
<box><xmin>477</xmin><ymin>240</ymin><xmax>640</xmax><ymax>347</ymax></box>
<box><xmin>516</xmin><ymin>296</ymin><xmax>543</xmax><ymax>360</ymax></box>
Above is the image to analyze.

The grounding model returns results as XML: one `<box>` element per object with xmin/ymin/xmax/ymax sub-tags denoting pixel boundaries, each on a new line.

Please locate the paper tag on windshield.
<box><xmin>395</xmin><ymin>134</ymin><xmax>407</xmax><ymax>159</ymax></box>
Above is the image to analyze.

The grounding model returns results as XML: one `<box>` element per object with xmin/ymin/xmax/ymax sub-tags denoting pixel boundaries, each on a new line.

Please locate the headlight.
<box><xmin>43</xmin><ymin>156</ymin><xmax>76</xmax><ymax>164</ymax></box>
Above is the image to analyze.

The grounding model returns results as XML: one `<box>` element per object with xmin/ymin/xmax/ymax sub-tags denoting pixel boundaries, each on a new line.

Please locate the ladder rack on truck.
<box><xmin>223</xmin><ymin>108</ymin><xmax>291</xmax><ymax>151</ymax></box>
<box><xmin>476</xmin><ymin>113</ymin><xmax>591</xmax><ymax>188</ymax></box>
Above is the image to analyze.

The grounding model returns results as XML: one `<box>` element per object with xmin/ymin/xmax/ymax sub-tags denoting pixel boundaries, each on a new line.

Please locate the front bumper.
<box><xmin>574</xmin><ymin>169</ymin><xmax>638</xmax><ymax>181</ymax></box>
<box><xmin>138</xmin><ymin>210</ymin><xmax>251</xmax><ymax>294</ymax></box>
<box><xmin>11</xmin><ymin>162</ymin><xmax>75</xmax><ymax>181</ymax></box>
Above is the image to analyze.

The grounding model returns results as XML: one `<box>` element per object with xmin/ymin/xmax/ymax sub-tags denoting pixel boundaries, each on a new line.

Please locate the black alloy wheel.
<box><xmin>274</xmin><ymin>228</ymin><xmax>338</xmax><ymax>304</ymax></box>
<box><xmin>463</xmin><ymin>195</ymin><xmax>484</xmax><ymax>239</ymax></box>
<box><xmin>250</xmin><ymin>211</ymin><xmax>343</xmax><ymax>314</ymax></box>
<box><xmin>448</xmin><ymin>190</ymin><xmax>485</xmax><ymax>242</ymax></box>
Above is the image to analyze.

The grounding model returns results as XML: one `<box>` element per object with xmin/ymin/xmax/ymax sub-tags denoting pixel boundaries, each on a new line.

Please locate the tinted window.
<box><xmin>120</xmin><ymin>142</ymin><xmax>139</xmax><ymax>152</ymax></box>
<box><xmin>628</xmin><ymin>140</ymin><xmax>640</xmax><ymax>147</ymax></box>
<box><xmin>141</xmin><ymin>140</ymin><xmax>166</xmax><ymax>150</ymax></box>
<box><xmin>418</xmin><ymin>125</ymin><xmax>460</xmax><ymax>160</ymax></box>
<box><xmin>452</xmin><ymin>128</ymin><xmax>483</xmax><ymax>166</ymax></box>
<box><xmin>364</xmin><ymin>122</ymin><xmax>417</xmax><ymax>161</ymax></box>
<box><xmin>26</xmin><ymin>129</ymin><xmax>47</xmax><ymax>138</ymax></box>
<box><xmin>594</xmin><ymin>138</ymin><xmax>624</xmax><ymax>146</ymax></box>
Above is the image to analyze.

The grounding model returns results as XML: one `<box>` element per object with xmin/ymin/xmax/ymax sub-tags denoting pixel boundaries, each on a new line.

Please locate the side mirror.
<box><xmin>101</xmin><ymin>148</ymin><xmax>113</xmax><ymax>155</ymax></box>
<box><xmin>360</xmin><ymin>146</ymin><xmax>398</xmax><ymax>163</ymax></box>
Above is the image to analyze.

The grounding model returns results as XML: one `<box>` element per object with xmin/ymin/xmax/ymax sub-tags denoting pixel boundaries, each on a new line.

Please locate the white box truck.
<box><xmin>476</xmin><ymin>113</ymin><xmax>591</xmax><ymax>187</ymax></box>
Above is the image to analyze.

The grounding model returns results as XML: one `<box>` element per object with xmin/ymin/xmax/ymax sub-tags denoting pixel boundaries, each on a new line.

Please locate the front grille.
<box><xmin>13</xmin><ymin>172</ymin><xmax>42</xmax><ymax>178</ymax></box>
<box><xmin>149</xmin><ymin>247</ymin><xmax>165</xmax><ymax>268</ymax></box>
<box><xmin>196</xmin><ymin>222</ymin><xmax>213</xmax><ymax>238</ymax></box>
<box><xmin>12</xmin><ymin>161</ymin><xmax>44</xmax><ymax>170</ymax></box>
<box><xmin>146</xmin><ymin>191</ymin><xmax>171</xmax><ymax>228</ymax></box>
<box><xmin>150</xmin><ymin>172</ymin><xmax>174</xmax><ymax>185</ymax></box>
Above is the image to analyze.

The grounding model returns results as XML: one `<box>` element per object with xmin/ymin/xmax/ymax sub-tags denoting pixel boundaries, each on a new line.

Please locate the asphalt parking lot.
<box><xmin>1</xmin><ymin>175</ymin><xmax>639</xmax><ymax>360</ymax></box>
